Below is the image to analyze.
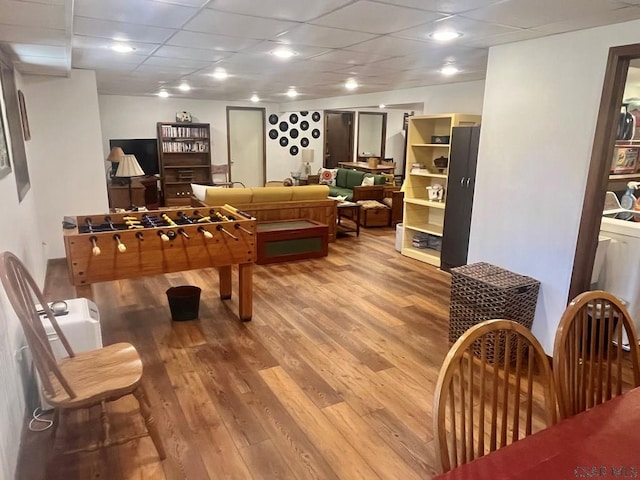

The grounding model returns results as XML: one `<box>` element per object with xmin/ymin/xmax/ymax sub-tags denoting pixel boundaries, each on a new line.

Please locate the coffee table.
<box><xmin>256</xmin><ymin>219</ymin><xmax>328</xmax><ymax>264</ymax></box>
<box><xmin>337</xmin><ymin>201</ymin><xmax>361</xmax><ymax>237</ymax></box>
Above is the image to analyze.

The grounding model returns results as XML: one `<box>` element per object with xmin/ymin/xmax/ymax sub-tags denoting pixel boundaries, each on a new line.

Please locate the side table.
<box><xmin>337</xmin><ymin>201</ymin><xmax>361</xmax><ymax>237</ymax></box>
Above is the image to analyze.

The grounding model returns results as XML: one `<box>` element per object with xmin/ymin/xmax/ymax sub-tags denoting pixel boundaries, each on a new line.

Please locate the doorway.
<box><xmin>571</xmin><ymin>44</ymin><xmax>640</xmax><ymax>300</ymax></box>
<box><xmin>227</xmin><ymin>107</ymin><xmax>266</xmax><ymax>187</ymax></box>
<box><xmin>324</xmin><ymin>110</ymin><xmax>354</xmax><ymax>168</ymax></box>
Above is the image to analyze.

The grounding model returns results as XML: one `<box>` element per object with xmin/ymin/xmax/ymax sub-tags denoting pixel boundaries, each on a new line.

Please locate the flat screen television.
<box><xmin>109</xmin><ymin>138</ymin><xmax>159</xmax><ymax>176</ymax></box>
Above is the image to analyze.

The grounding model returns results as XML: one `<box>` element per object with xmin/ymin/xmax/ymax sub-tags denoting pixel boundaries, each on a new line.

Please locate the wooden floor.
<box><xmin>17</xmin><ymin>228</ymin><xmax>455</xmax><ymax>480</ymax></box>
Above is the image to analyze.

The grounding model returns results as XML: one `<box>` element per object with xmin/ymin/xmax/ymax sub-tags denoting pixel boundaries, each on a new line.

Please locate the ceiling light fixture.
<box><xmin>429</xmin><ymin>30</ymin><xmax>462</xmax><ymax>42</ymax></box>
<box><xmin>345</xmin><ymin>79</ymin><xmax>358</xmax><ymax>90</ymax></box>
<box><xmin>379</xmin><ymin>104</ymin><xmax>386</xmax><ymax>109</ymax></box>
<box><xmin>111</xmin><ymin>44</ymin><xmax>135</xmax><ymax>53</ymax></box>
<box><xmin>272</xmin><ymin>47</ymin><xmax>296</xmax><ymax>59</ymax></box>
<box><xmin>212</xmin><ymin>68</ymin><xmax>228</xmax><ymax>80</ymax></box>
<box><xmin>157</xmin><ymin>90</ymin><xmax>169</xmax><ymax>98</ymax></box>
<box><xmin>250</xmin><ymin>94</ymin><xmax>260</xmax><ymax>103</ymax></box>
<box><xmin>440</xmin><ymin>65</ymin><xmax>459</xmax><ymax>76</ymax></box>
<box><xmin>178</xmin><ymin>83</ymin><xmax>191</xmax><ymax>92</ymax></box>
<box><xmin>287</xmin><ymin>88</ymin><xmax>298</xmax><ymax>98</ymax></box>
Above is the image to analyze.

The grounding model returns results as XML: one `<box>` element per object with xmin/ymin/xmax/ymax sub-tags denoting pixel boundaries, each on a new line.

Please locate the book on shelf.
<box><xmin>160</xmin><ymin>125</ymin><xmax>209</xmax><ymax>138</ymax></box>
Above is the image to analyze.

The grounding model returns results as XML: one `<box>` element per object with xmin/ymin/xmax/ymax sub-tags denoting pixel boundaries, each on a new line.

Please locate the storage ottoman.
<box><xmin>449</xmin><ymin>262</ymin><xmax>540</xmax><ymax>360</ymax></box>
<box><xmin>356</xmin><ymin>200</ymin><xmax>390</xmax><ymax>227</ymax></box>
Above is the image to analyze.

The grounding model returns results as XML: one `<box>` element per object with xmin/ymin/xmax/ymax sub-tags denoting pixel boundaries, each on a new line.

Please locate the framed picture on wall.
<box><xmin>17</xmin><ymin>90</ymin><xmax>30</xmax><ymax>141</ymax></box>
<box><xmin>0</xmin><ymin>68</ymin><xmax>10</xmax><ymax>180</ymax></box>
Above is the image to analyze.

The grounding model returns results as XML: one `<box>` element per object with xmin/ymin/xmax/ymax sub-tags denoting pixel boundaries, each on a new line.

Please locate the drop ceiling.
<box><xmin>2</xmin><ymin>0</ymin><xmax>640</xmax><ymax>102</ymax></box>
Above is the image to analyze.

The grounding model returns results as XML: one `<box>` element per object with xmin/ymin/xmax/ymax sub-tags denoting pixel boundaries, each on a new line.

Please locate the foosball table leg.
<box><xmin>219</xmin><ymin>265</ymin><xmax>232</xmax><ymax>300</ymax></box>
<box><xmin>75</xmin><ymin>283</ymin><xmax>94</xmax><ymax>301</ymax></box>
<box><xmin>238</xmin><ymin>263</ymin><xmax>253</xmax><ymax>322</ymax></box>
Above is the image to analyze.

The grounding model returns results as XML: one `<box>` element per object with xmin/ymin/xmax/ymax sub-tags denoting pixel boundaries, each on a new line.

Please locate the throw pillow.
<box><xmin>319</xmin><ymin>168</ymin><xmax>338</xmax><ymax>186</ymax></box>
<box><xmin>361</xmin><ymin>176</ymin><xmax>375</xmax><ymax>186</ymax></box>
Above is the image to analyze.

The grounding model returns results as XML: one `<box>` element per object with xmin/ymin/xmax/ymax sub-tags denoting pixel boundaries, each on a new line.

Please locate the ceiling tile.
<box><xmin>143</xmin><ymin>55</ymin><xmax>212</xmax><ymax>70</ymax></box>
<box><xmin>239</xmin><ymin>41</ymin><xmax>330</xmax><ymax>59</ymax></box>
<box><xmin>345</xmin><ymin>35</ymin><xmax>435</xmax><ymax>56</ymax></box>
<box><xmin>307</xmin><ymin>49</ymin><xmax>395</xmax><ymax>66</ymax></box>
<box><xmin>73</xmin><ymin>49</ymin><xmax>146</xmax><ymax>69</ymax></box>
<box><xmin>153</xmin><ymin>45</ymin><xmax>227</xmax><ymax>62</ymax></box>
<box><xmin>0</xmin><ymin>0</ymin><xmax>66</xmax><ymax>29</ymax></box>
<box><xmin>393</xmin><ymin>15</ymin><xmax>523</xmax><ymax>44</ymax></box>
<box><xmin>183</xmin><ymin>9</ymin><xmax>297</xmax><ymax>39</ymax></box>
<box><xmin>277</xmin><ymin>24</ymin><xmax>377</xmax><ymax>49</ymax></box>
<box><xmin>153</xmin><ymin>0</ymin><xmax>210</xmax><ymax>7</ymax></box>
<box><xmin>208</xmin><ymin>0</ymin><xmax>353</xmax><ymax>22</ymax></box>
<box><xmin>72</xmin><ymin>35</ymin><xmax>160</xmax><ymax>56</ymax></box>
<box><xmin>459</xmin><ymin>28</ymin><xmax>543</xmax><ymax>48</ymax></box>
<box><xmin>167</xmin><ymin>31</ymin><xmax>261</xmax><ymax>51</ymax></box>
<box><xmin>74</xmin><ymin>16</ymin><xmax>177</xmax><ymax>43</ymax></box>
<box><xmin>134</xmin><ymin>63</ymin><xmax>202</xmax><ymax>76</ymax></box>
<box><xmin>462</xmin><ymin>0</ymin><xmax>629</xmax><ymax>29</ymax></box>
<box><xmin>370</xmin><ymin>0</ymin><xmax>505</xmax><ymax>15</ymax></box>
<box><xmin>0</xmin><ymin>25</ymin><xmax>66</xmax><ymax>46</ymax></box>
<box><xmin>311</xmin><ymin>0</ymin><xmax>444</xmax><ymax>34</ymax></box>
<box><xmin>74</xmin><ymin>0</ymin><xmax>198</xmax><ymax>28</ymax></box>
<box><xmin>531</xmin><ymin>5</ymin><xmax>640</xmax><ymax>35</ymax></box>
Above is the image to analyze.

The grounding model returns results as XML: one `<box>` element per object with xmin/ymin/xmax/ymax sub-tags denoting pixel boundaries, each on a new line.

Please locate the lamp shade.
<box><xmin>106</xmin><ymin>146</ymin><xmax>125</xmax><ymax>163</ymax></box>
<box><xmin>115</xmin><ymin>154</ymin><xmax>145</xmax><ymax>178</ymax></box>
<box><xmin>302</xmin><ymin>149</ymin><xmax>314</xmax><ymax>164</ymax></box>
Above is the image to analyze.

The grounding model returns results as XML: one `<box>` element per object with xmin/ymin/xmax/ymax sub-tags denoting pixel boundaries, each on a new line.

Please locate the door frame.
<box><xmin>323</xmin><ymin>110</ymin><xmax>355</xmax><ymax>167</ymax></box>
<box><xmin>226</xmin><ymin>106</ymin><xmax>266</xmax><ymax>185</ymax></box>
<box><xmin>570</xmin><ymin>43</ymin><xmax>639</xmax><ymax>300</ymax></box>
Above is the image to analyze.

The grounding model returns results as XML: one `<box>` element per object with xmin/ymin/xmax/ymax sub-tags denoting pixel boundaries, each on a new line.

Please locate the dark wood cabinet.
<box><xmin>157</xmin><ymin>122</ymin><xmax>211</xmax><ymax>206</ymax></box>
<box><xmin>441</xmin><ymin>126</ymin><xmax>481</xmax><ymax>272</ymax></box>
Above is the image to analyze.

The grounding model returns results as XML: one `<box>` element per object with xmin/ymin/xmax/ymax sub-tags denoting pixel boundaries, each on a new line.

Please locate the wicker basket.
<box><xmin>449</xmin><ymin>263</ymin><xmax>540</xmax><ymax>361</ymax></box>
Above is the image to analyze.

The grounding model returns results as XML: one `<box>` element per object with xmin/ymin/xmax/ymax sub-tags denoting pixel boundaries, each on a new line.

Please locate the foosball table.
<box><xmin>63</xmin><ymin>205</ymin><xmax>256</xmax><ymax>321</ymax></box>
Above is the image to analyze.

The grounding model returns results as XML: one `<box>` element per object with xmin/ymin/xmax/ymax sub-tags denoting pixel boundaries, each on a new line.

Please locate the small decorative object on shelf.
<box><xmin>434</xmin><ymin>156</ymin><xmax>449</xmax><ymax>173</ymax></box>
<box><xmin>426</xmin><ymin>184</ymin><xmax>444</xmax><ymax>201</ymax></box>
<box><xmin>411</xmin><ymin>163</ymin><xmax>424</xmax><ymax>173</ymax></box>
<box><xmin>431</xmin><ymin>135</ymin><xmax>450</xmax><ymax>144</ymax></box>
<box><xmin>176</xmin><ymin>111</ymin><xmax>192</xmax><ymax>123</ymax></box>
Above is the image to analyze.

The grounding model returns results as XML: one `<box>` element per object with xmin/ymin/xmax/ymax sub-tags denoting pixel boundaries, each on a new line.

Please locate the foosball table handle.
<box><xmin>113</xmin><ymin>234</ymin><xmax>127</xmax><ymax>253</ymax></box>
<box><xmin>89</xmin><ymin>236</ymin><xmax>101</xmax><ymax>256</ymax></box>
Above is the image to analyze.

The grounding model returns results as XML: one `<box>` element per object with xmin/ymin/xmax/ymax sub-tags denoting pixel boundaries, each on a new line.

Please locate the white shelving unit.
<box><xmin>401</xmin><ymin>114</ymin><xmax>482</xmax><ymax>267</ymax></box>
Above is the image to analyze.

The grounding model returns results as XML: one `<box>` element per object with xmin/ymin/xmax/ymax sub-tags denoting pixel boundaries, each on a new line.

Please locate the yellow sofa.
<box><xmin>192</xmin><ymin>185</ymin><xmax>338</xmax><ymax>242</ymax></box>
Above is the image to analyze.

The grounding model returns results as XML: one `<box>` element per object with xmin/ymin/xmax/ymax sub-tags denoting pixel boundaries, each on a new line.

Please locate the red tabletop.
<box><xmin>435</xmin><ymin>387</ymin><xmax>640</xmax><ymax>480</ymax></box>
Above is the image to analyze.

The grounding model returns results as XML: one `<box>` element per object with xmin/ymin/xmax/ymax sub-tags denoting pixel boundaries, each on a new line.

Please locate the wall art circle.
<box><xmin>290</xmin><ymin>128</ymin><xmax>299</xmax><ymax>139</ymax></box>
<box><xmin>268</xmin><ymin>114</ymin><xmax>279</xmax><ymax>125</ymax></box>
<box><xmin>268</xmin><ymin>129</ymin><xmax>278</xmax><ymax>140</ymax></box>
<box><xmin>279</xmin><ymin>136</ymin><xmax>289</xmax><ymax>147</ymax></box>
<box><xmin>289</xmin><ymin>113</ymin><xmax>298</xmax><ymax>124</ymax></box>
<box><xmin>300</xmin><ymin>120</ymin><xmax>309</xmax><ymax>131</ymax></box>
<box><xmin>290</xmin><ymin>146</ymin><xmax>299</xmax><ymax>156</ymax></box>
<box><xmin>312</xmin><ymin>112</ymin><xmax>321</xmax><ymax>122</ymax></box>
<box><xmin>300</xmin><ymin>111</ymin><xmax>309</xmax><ymax>116</ymax></box>
<box><xmin>312</xmin><ymin>128</ymin><xmax>320</xmax><ymax>138</ymax></box>
<box><xmin>279</xmin><ymin>121</ymin><xmax>288</xmax><ymax>132</ymax></box>
<box><xmin>301</xmin><ymin>137</ymin><xmax>309</xmax><ymax>147</ymax></box>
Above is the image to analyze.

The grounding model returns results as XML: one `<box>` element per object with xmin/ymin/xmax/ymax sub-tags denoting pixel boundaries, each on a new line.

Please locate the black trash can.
<box><xmin>166</xmin><ymin>285</ymin><xmax>201</xmax><ymax>321</ymax></box>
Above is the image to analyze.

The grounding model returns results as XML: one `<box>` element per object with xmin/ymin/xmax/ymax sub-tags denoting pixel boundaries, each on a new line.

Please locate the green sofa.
<box><xmin>327</xmin><ymin>168</ymin><xmax>387</xmax><ymax>201</ymax></box>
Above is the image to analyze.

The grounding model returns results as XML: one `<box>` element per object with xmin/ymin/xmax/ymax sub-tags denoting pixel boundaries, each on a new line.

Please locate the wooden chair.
<box><xmin>211</xmin><ymin>164</ymin><xmax>244</xmax><ymax>188</ymax></box>
<box><xmin>0</xmin><ymin>251</ymin><xmax>166</xmax><ymax>459</ymax></box>
<box><xmin>553</xmin><ymin>290</ymin><xmax>640</xmax><ymax>420</ymax></box>
<box><xmin>433</xmin><ymin>319</ymin><xmax>557</xmax><ymax>473</ymax></box>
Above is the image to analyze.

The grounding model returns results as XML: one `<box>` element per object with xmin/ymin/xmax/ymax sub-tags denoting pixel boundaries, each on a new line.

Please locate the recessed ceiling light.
<box><xmin>345</xmin><ymin>79</ymin><xmax>358</xmax><ymax>90</ymax></box>
<box><xmin>272</xmin><ymin>47</ymin><xmax>296</xmax><ymax>59</ymax></box>
<box><xmin>178</xmin><ymin>83</ymin><xmax>190</xmax><ymax>92</ymax></box>
<box><xmin>111</xmin><ymin>44</ymin><xmax>135</xmax><ymax>53</ymax></box>
<box><xmin>429</xmin><ymin>31</ymin><xmax>462</xmax><ymax>42</ymax></box>
<box><xmin>379</xmin><ymin>104</ymin><xmax>386</xmax><ymax>109</ymax></box>
<box><xmin>287</xmin><ymin>88</ymin><xmax>298</xmax><ymax>98</ymax></box>
<box><xmin>157</xmin><ymin>90</ymin><xmax>169</xmax><ymax>98</ymax></box>
<box><xmin>441</xmin><ymin>65</ymin><xmax>459</xmax><ymax>76</ymax></box>
<box><xmin>250</xmin><ymin>94</ymin><xmax>260</xmax><ymax>103</ymax></box>
<box><xmin>212</xmin><ymin>68</ymin><xmax>228</xmax><ymax>80</ymax></box>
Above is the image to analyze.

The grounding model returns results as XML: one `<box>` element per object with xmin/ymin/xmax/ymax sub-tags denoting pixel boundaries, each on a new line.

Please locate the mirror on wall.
<box><xmin>357</xmin><ymin>112</ymin><xmax>387</xmax><ymax>161</ymax></box>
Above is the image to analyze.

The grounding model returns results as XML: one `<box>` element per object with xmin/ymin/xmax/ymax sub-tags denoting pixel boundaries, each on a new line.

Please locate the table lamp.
<box><xmin>302</xmin><ymin>149</ymin><xmax>314</xmax><ymax>178</ymax></box>
<box><xmin>115</xmin><ymin>154</ymin><xmax>145</xmax><ymax>210</ymax></box>
<box><xmin>106</xmin><ymin>146</ymin><xmax>125</xmax><ymax>184</ymax></box>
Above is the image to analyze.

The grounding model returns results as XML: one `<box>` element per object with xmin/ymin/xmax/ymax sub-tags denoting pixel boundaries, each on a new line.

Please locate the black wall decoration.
<box><xmin>267</xmin><ymin>111</ymin><xmax>322</xmax><ymax>158</ymax></box>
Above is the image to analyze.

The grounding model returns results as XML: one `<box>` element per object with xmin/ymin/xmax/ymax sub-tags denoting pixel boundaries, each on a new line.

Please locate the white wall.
<box><xmin>469</xmin><ymin>20</ymin><xmax>640</xmax><ymax>353</ymax></box>
<box><xmin>0</xmin><ymin>69</ymin><xmax>48</xmax><ymax>480</ymax></box>
<box><xmin>22</xmin><ymin>69</ymin><xmax>106</xmax><ymax>259</ymax></box>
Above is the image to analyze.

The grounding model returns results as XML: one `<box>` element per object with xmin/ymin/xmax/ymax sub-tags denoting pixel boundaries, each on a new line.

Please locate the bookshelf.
<box><xmin>157</xmin><ymin>122</ymin><xmax>211</xmax><ymax>206</ymax></box>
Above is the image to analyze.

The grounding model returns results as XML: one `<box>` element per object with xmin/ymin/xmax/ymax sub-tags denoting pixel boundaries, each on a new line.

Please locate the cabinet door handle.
<box><xmin>466</xmin><ymin>178</ymin><xmax>471</xmax><ymax>188</ymax></box>
<box><xmin>460</xmin><ymin>177</ymin><xmax>465</xmax><ymax>186</ymax></box>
